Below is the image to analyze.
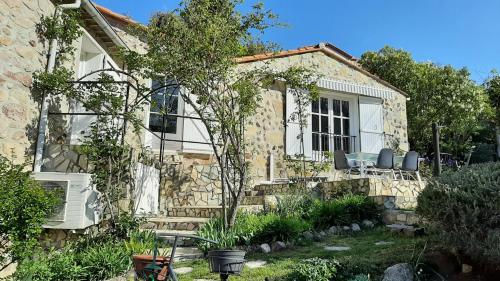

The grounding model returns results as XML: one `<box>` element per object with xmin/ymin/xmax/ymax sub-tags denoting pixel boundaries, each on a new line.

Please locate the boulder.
<box><xmin>328</xmin><ymin>226</ymin><xmax>339</xmax><ymax>235</ymax></box>
<box><xmin>342</xmin><ymin>226</ymin><xmax>351</xmax><ymax>231</ymax></box>
<box><xmin>382</xmin><ymin>263</ymin><xmax>414</xmax><ymax>281</ymax></box>
<box><xmin>362</xmin><ymin>219</ymin><xmax>375</xmax><ymax>229</ymax></box>
<box><xmin>271</xmin><ymin>241</ymin><xmax>286</xmax><ymax>252</ymax></box>
<box><xmin>259</xmin><ymin>243</ymin><xmax>271</xmax><ymax>253</ymax></box>
<box><xmin>351</xmin><ymin>223</ymin><xmax>361</xmax><ymax>232</ymax></box>
<box><xmin>302</xmin><ymin>231</ymin><xmax>314</xmax><ymax>240</ymax></box>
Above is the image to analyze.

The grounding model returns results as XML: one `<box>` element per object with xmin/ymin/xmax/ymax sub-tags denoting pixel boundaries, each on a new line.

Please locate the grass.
<box><xmin>175</xmin><ymin>228</ymin><xmax>426</xmax><ymax>280</ymax></box>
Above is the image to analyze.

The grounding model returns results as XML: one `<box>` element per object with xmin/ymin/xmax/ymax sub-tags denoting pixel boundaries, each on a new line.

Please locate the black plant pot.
<box><xmin>208</xmin><ymin>250</ymin><xmax>246</xmax><ymax>280</ymax></box>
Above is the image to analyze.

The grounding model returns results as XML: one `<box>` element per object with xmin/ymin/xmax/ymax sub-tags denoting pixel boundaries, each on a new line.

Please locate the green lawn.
<box><xmin>175</xmin><ymin>228</ymin><xmax>426</xmax><ymax>281</ymax></box>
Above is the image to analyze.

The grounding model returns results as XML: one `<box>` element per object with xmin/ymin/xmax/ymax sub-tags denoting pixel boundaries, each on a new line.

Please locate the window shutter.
<box><xmin>359</xmin><ymin>97</ymin><xmax>384</xmax><ymax>153</ymax></box>
<box><xmin>71</xmin><ymin>53</ymin><xmax>105</xmax><ymax>144</ymax></box>
<box><xmin>285</xmin><ymin>88</ymin><xmax>312</xmax><ymax>159</ymax></box>
<box><xmin>181</xmin><ymin>92</ymin><xmax>212</xmax><ymax>153</ymax></box>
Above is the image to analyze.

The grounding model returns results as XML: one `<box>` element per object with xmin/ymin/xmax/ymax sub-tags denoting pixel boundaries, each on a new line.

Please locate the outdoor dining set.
<box><xmin>334</xmin><ymin>148</ymin><xmax>422</xmax><ymax>182</ymax></box>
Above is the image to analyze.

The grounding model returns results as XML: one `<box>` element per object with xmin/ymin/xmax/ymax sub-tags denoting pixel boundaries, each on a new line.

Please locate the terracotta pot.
<box><xmin>132</xmin><ymin>254</ymin><xmax>170</xmax><ymax>279</ymax></box>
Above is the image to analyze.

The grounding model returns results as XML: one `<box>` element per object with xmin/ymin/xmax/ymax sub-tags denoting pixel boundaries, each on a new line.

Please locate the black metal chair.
<box><xmin>367</xmin><ymin>148</ymin><xmax>395</xmax><ymax>179</ymax></box>
<box><xmin>399</xmin><ymin>151</ymin><xmax>421</xmax><ymax>182</ymax></box>
<box><xmin>334</xmin><ymin>150</ymin><xmax>358</xmax><ymax>180</ymax></box>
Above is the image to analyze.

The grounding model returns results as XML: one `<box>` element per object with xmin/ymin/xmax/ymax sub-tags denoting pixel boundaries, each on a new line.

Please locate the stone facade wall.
<box><xmin>158</xmin><ymin>153</ymin><xmax>223</xmax><ymax>212</ymax></box>
<box><xmin>239</xmin><ymin>51</ymin><xmax>409</xmax><ymax>184</ymax></box>
<box><xmin>0</xmin><ymin>0</ymin><xmax>56</xmax><ymax>163</ymax></box>
<box><xmin>318</xmin><ymin>178</ymin><xmax>425</xmax><ymax>209</ymax></box>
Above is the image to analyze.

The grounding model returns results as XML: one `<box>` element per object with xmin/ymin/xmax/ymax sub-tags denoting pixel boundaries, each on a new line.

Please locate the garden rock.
<box><xmin>375</xmin><ymin>241</ymin><xmax>395</xmax><ymax>246</ymax></box>
<box><xmin>313</xmin><ymin>232</ymin><xmax>323</xmax><ymax>241</ymax></box>
<box><xmin>173</xmin><ymin>267</ymin><xmax>193</xmax><ymax>275</ymax></box>
<box><xmin>271</xmin><ymin>241</ymin><xmax>286</xmax><ymax>252</ymax></box>
<box><xmin>362</xmin><ymin>219</ymin><xmax>375</xmax><ymax>228</ymax></box>
<box><xmin>245</xmin><ymin>260</ymin><xmax>267</xmax><ymax>269</ymax></box>
<box><xmin>382</xmin><ymin>263</ymin><xmax>413</xmax><ymax>281</ymax></box>
<box><xmin>342</xmin><ymin>226</ymin><xmax>351</xmax><ymax>231</ymax></box>
<box><xmin>259</xmin><ymin>243</ymin><xmax>271</xmax><ymax>253</ymax></box>
<box><xmin>328</xmin><ymin>226</ymin><xmax>339</xmax><ymax>234</ymax></box>
<box><xmin>351</xmin><ymin>223</ymin><xmax>361</xmax><ymax>232</ymax></box>
<box><xmin>324</xmin><ymin>245</ymin><xmax>351</xmax><ymax>251</ymax></box>
<box><xmin>302</xmin><ymin>231</ymin><xmax>314</xmax><ymax>240</ymax></box>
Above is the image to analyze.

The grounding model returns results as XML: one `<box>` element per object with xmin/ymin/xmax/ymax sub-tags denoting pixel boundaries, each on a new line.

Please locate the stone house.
<box><xmin>0</xmin><ymin>1</ymin><xmax>410</xmax><ymax>227</ymax></box>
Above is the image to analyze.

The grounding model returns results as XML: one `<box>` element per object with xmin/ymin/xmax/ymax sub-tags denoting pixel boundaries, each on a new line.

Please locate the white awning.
<box><xmin>317</xmin><ymin>78</ymin><xmax>396</xmax><ymax>100</ymax></box>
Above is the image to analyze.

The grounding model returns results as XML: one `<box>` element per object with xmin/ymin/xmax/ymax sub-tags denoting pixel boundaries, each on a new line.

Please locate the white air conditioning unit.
<box><xmin>32</xmin><ymin>172</ymin><xmax>101</xmax><ymax>230</ymax></box>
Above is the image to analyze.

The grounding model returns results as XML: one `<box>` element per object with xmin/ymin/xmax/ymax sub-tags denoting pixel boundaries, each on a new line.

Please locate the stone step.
<box><xmin>243</xmin><ymin>196</ymin><xmax>265</xmax><ymax>205</ymax></box>
<box><xmin>165</xmin><ymin>205</ymin><xmax>264</xmax><ymax>218</ymax></box>
<box><xmin>148</xmin><ymin>217</ymin><xmax>210</xmax><ymax>231</ymax></box>
<box><xmin>382</xmin><ymin>209</ymin><xmax>421</xmax><ymax>225</ymax></box>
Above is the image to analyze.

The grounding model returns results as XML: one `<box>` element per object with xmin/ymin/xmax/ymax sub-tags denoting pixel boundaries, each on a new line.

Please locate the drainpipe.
<box><xmin>34</xmin><ymin>0</ymin><xmax>82</xmax><ymax>172</ymax></box>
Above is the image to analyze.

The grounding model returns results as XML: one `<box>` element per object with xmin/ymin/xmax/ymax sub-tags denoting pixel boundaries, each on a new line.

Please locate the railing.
<box><xmin>311</xmin><ymin>134</ymin><xmax>357</xmax><ymax>162</ymax></box>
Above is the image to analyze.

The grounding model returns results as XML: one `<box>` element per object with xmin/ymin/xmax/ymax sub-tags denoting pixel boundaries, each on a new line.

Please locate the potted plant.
<box><xmin>126</xmin><ymin>231</ymin><xmax>171</xmax><ymax>279</ymax></box>
<box><xmin>197</xmin><ymin>220</ymin><xmax>247</xmax><ymax>280</ymax></box>
<box><xmin>207</xmin><ymin>249</ymin><xmax>246</xmax><ymax>281</ymax></box>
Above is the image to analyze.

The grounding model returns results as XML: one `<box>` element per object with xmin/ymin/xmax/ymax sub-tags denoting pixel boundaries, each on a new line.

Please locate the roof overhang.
<box><xmin>236</xmin><ymin>42</ymin><xmax>408</xmax><ymax>97</ymax></box>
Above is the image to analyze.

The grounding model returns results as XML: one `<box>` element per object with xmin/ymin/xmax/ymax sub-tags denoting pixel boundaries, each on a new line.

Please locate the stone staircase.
<box><xmin>146</xmin><ymin>188</ymin><xmax>269</xmax><ymax>232</ymax></box>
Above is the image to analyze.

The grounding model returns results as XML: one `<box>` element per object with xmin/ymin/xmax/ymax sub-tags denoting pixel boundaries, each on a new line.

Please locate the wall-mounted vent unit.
<box><xmin>32</xmin><ymin>172</ymin><xmax>101</xmax><ymax>230</ymax></box>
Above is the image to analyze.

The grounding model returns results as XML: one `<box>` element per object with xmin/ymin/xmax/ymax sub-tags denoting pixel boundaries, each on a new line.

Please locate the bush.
<box><xmin>195</xmin><ymin>217</ymin><xmax>244</xmax><ymax>252</ymax></box>
<box><xmin>308</xmin><ymin>195</ymin><xmax>380</xmax><ymax>229</ymax></box>
<box><xmin>15</xmin><ymin>239</ymin><xmax>131</xmax><ymax>281</ymax></box>
<box><xmin>79</xmin><ymin>240</ymin><xmax>131</xmax><ymax>281</ymax></box>
<box><xmin>251</xmin><ymin>216</ymin><xmax>310</xmax><ymax>244</ymax></box>
<box><xmin>291</xmin><ymin>258</ymin><xmax>339</xmax><ymax>281</ymax></box>
<box><xmin>15</xmin><ymin>248</ymin><xmax>84</xmax><ymax>280</ymax></box>
<box><xmin>0</xmin><ymin>156</ymin><xmax>60</xmax><ymax>264</ymax></box>
<box><xmin>417</xmin><ymin>162</ymin><xmax>500</xmax><ymax>267</ymax></box>
<box><xmin>196</xmin><ymin>212</ymin><xmax>311</xmax><ymax>251</ymax></box>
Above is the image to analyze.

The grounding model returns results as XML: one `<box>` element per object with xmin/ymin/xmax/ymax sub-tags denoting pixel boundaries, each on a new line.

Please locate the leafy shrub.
<box><xmin>275</xmin><ymin>191</ymin><xmax>315</xmax><ymax>218</ymax></box>
<box><xmin>79</xmin><ymin>240</ymin><xmax>131</xmax><ymax>281</ymax></box>
<box><xmin>112</xmin><ymin>212</ymin><xmax>145</xmax><ymax>239</ymax></box>
<box><xmin>196</xmin><ymin>212</ymin><xmax>311</xmax><ymax>251</ymax></box>
<box><xmin>0</xmin><ymin>156</ymin><xmax>60</xmax><ymax>264</ymax></box>
<box><xmin>15</xmin><ymin>239</ymin><xmax>131</xmax><ymax>281</ymax></box>
<box><xmin>308</xmin><ymin>195</ymin><xmax>380</xmax><ymax>229</ymax></box>
<box><xmin>417</xmin><ymin>162</ymin><xmax>500</xmax><ymax>267</ymax></box>
<box><xmin>292</xmin><ymin>258</ymin><xmax>339</xmax><ymax>281</ymax></box>
<box><xmin>251</xmin><ymin>216</ymin><xmax>311</xmax><ymax>244</ymax></box>
<box><xmin>15</xmin><ymin>248</ymin><xmax>84</xmax><ymax>280</ymax></box>
<box><xmin>124</xmin><ymin>230</ymin><xmax>161</xmax><ymax>256</ymax></box>
<box><xmin>196</xmin><ymin>217</ymin><xmax>244</xmax><ymax>252</ymax></box>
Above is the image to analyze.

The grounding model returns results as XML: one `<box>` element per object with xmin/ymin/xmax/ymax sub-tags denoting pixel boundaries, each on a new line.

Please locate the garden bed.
<box><xmin>176</xmin><ymin>228</ymin><xmax>426</xmax><ymax>280</ymax></box>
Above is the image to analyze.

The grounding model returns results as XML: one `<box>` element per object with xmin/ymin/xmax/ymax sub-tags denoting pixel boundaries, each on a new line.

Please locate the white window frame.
<box><xmin>144</xmin><ymin>80</ymin><xmax>184</xmax><ymax>152</ymax></box>
<box><xmin>71</xmin><ymin>30</ymin><xmax>121</xmax><ymax>145</ymax></box>
<box><xmin>311</xmin><ymin>91</ymin><xmax>360</xmax><ymax>159</ymax></box>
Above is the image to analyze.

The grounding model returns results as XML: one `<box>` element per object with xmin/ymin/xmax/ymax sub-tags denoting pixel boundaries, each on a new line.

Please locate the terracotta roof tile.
<box><xmin>236</xmin><ymin>42</ymin><xmax>407</xmax><ymax>96</ymax></box>
<box><xmin>94</xmin><ymin>3</ymin><xmax>137</xmax><ymax>25</ymax></box>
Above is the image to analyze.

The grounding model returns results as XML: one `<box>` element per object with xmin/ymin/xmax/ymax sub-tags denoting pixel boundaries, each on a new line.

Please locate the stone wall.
<box><xmin>239</xmin><ymin>51</ymin><xmax>409</xmax><ymax>184</ymax></box>
<box><xmin>158</xmin><ymin>153</ymin><xmax>223</xmax><ymax>212</ymax></box>
<box><xmin>318</xmin><ymin>178</ymin><xmax>425</xmax><ymax>209</ymax></box>
<box><xmin>0</xmin><ymin>0</ymin><xmax>56</xmax><ymax>163</ymax></box>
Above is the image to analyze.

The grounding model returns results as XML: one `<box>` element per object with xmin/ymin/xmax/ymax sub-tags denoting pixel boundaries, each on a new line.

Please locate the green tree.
<box><xmin>0</xmin><ymin>156</ymin><xmax>59</xmax><ymax>267</ymax></box>
<box><xmin>484</xmin><ymin>71</ymin><xmax>500</xmax><ymax>158</ymax></box>
<box><xmin>120</xmin><ymin>0</ymin><xmax>317</xmax><ymax>227</ymax></box>
<box><xmin>359</xmin><ymin>46</ymin><xmax>490</xmax><ymax>156</ymax></box>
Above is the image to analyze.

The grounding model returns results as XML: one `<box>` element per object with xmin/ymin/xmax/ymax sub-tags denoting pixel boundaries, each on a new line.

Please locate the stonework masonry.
<box><xmin>0</xmin><ymin>0</ymin><xmax>56</xmax><ymax>163</ymax></box>
<box><xmin>0</xmin><ymin>1</ymin><xmax>411</xmax><ymax>213</ymax></box>
<box><xmin>240</xmin><ymin>51</ymin><xmax>409</xmax><ymax>185</ymax></box>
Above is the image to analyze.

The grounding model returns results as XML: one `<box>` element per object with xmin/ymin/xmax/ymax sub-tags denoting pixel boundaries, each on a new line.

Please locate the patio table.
<box><xmin>346</xmin><ymin>152</ymin><xmax>404</xmax><ymax>177</ymax></box>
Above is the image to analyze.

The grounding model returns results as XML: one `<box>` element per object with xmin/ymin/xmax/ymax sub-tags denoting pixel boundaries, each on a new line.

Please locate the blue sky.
<box><xmin>94</xmin><ymin>0</ymin><xmax>500</xmax><ymax>83</ymax></box>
